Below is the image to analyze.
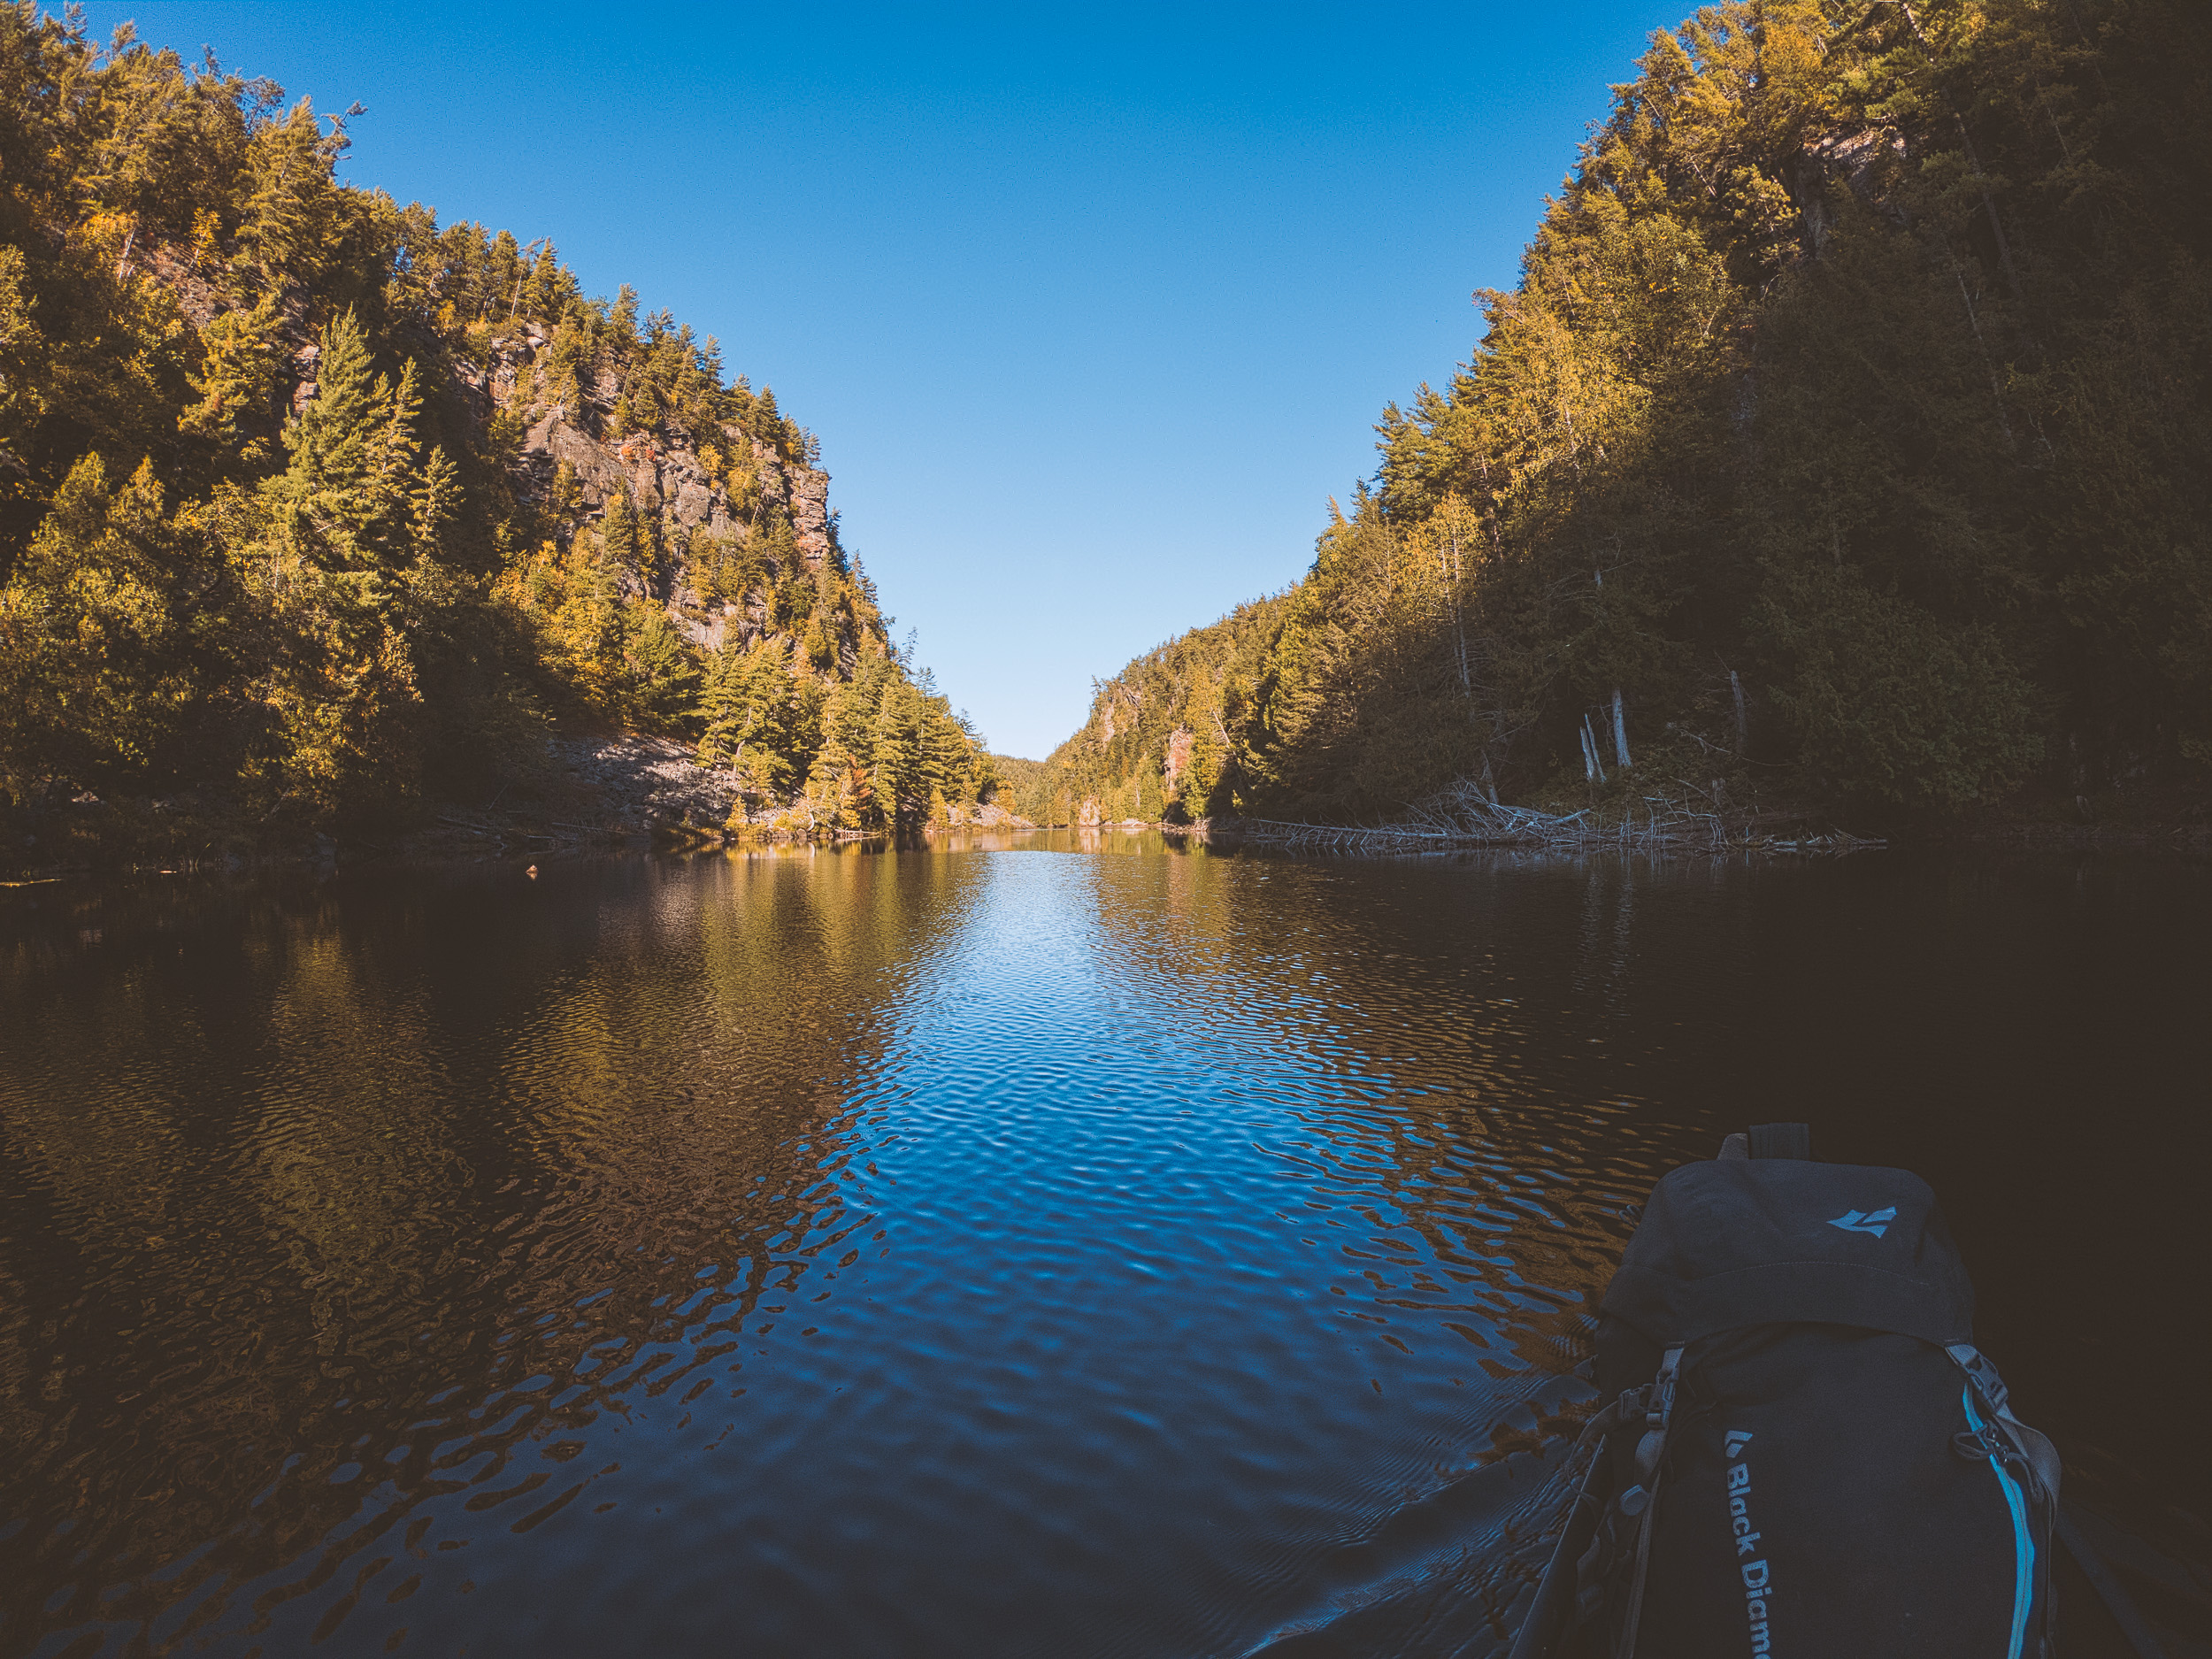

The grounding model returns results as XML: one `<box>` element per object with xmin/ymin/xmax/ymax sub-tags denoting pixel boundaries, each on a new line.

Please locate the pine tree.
<box><xmin>624</xmin><ymin>604</ymin><xmax>701</xmax><ymax>728</ymax></box>
<box><xmin>804</xmin><ymin>734</ymin><xmax>868</xmax><ymax>830</ymax></box>
<box><xmin>1172</xmin><ymin>664</ymin><xmax>1226</xmax><ymax>819</ymax></box>
<box><xmin>234</xmin><ymin>101</ymin><xmax>339</xmax><ymax>282</ymax></box>
<box><xmin>410</xmin><ymin>447</ymin><xmax>459</xmax><ymax>560</ymax></box>
<box><xmin>597</xmin><ymin>484</ymin><xmax>657</xmax><ymax>580</ymax></box>
<box><xmin>277</xmin><ymin>308</ymin><xmax>389</xmax><ymax>543</ymax></box>
<box><xmin>870</xmin><ymin>679</ymin><xmax>921</xmax><ymax>823</ymax></box>
<box><xmin>233</xmin><ymin>308</ymin><xmax>453</xmax><ymax>810</ymax></box>
<box><xmin>698</xmin><ymin>638</ymin><xmax>794</xmax><ymax>772</ymax></box>
<box><xmin>178</xmin><ymin>291</ymin><xmax>284</xmax><ymax>447</ymax></box>
<box><xmin>0</xmin><ymin>455</ymin><xmax>197</xmax><ymax>794</ymax></box>
<box><xmin>521</xmin><ymin>242</ymin><xmax>564</xmax><ymax>321</ymax></box>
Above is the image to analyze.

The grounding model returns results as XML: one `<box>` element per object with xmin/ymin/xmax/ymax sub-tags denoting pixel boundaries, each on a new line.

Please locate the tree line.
<box><xmin>0</xmin><ymin>7</ymin><xmax>1002</xmax><ymax>844</ymax></box>
<box><xmin>1035</xmin><ymin>0</ymin><xmax>2208</xmax><ymax>829</ymax></box>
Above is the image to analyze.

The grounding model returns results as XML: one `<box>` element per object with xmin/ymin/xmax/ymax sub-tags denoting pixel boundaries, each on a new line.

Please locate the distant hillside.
<box><xmin>0</xmin><ymin>7</ymin><xmax>1002</xmax><ymax>856</ymax></box>
<box><xmin>1040</xmin><ymin>0</ymin><xmax>2211</xmax><ymax>831</ymax></box>
<box><xmin>985</xmin><ymin>753</ymin><xmax>1053</xmax><ymax>822</ymax></box>
<box><xmin>1031</xmin><ymin>596</ymin><xmax>1290</xmax><ymax>825</ymax></box>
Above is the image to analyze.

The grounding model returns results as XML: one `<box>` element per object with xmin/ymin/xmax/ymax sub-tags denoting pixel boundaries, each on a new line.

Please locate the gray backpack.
<box><xmin>1509</xmin><ymin>1125</ymin><xmax>2162</xmax><ymax>1659</ymax></box>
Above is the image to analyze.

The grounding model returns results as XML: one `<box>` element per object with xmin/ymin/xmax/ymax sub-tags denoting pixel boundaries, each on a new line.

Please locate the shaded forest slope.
<box><xmin>0</xmin><ymin>8</ymin><xmax>1006</xmax><ymax>863</ymax></box>
<box><xmin>1035</xmin><ymin>0</ymin><xmax>2210</xmax><ymax>833</ymax></box>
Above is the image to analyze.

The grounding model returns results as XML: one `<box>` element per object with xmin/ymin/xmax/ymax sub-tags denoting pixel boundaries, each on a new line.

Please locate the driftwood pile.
<box><xmin>1221</xmin><ymin>781</ymin><xmax>1883</xmax><ymax>857</ymax></box>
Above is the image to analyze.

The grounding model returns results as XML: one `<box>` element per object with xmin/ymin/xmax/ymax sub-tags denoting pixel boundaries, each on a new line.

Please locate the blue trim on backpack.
<box><xmin>1962</xmin><ymin>1385</ymin><xmax>2033</xmax><ymax>1659</ymax></box>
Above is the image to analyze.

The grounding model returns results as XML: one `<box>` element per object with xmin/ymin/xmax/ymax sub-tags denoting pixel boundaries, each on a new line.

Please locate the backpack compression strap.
<box><xmin>1949</xmin><ymin>1347</ymin><xmax>2170</xmax><ymax>1659</ymax></box>
<box><xmin>1948</xmin><ymin>1344</ymin><xmax>2062</xmax><ymax>1659</ymax></box>
<box><xmin>1947</xmin><ymin>1345</ymin><xmax>2062</xmax><ymax>1499</ymax></box>
<box><xmin>1613</xmin><ymin>1344</ymin><xmax>1684</xmax><ymax>1659</ymax></box>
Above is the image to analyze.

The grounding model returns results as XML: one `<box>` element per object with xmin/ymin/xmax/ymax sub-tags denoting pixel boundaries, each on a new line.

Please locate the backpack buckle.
<box><xmin>1946</xmin><ymin>1342</ymin><xmax>2013</xmax><ymax>1414</ymax></box>
<box><xmin>1646</xmin><ymin>1345</ymin><xmax>1683</xmax><ymax>1429</ymax></box>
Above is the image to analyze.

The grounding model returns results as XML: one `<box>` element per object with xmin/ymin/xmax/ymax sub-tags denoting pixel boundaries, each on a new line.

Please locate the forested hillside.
<box><xmin>0</xmin><ymin>7</ymin><xmax>1002</xmax><ymax>853</ymax></box>
<box><xmin>1041</xmin><ymin>0</ymin><xmax>2210</xmax><ymax>829</ymax></box>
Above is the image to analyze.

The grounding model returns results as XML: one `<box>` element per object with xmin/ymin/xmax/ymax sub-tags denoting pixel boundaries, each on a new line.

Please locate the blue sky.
<box><xmin>83</xmin><ymin>1</ymin><xmax>1673</xmax><ymax>758</ymax></box>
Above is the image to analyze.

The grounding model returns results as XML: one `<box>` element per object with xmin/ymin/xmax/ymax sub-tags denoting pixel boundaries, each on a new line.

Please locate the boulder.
<box><xmin>788</xmin><ymin>465</ymin><xmax>832</xmax><ymax>560</ymax></box>
<box><xmin>1164</xmin><ymin>727</ymin><xmax>1194</xmax><ymax>785</ymax></box>
<box><xmin>672</xmin><ymin>478</ymin><xmax>714</xmax><ymax>526</ymax></box>
<box><xmin>526</xmin><ymin>414</ymin><xmax>630</xmax><ymax>504</ymax></box>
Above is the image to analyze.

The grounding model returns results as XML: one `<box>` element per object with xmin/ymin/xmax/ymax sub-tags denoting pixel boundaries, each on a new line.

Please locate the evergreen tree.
<box><xmin>0</xmin><ymin>11</ymin><xmax>937</xmax><ymax>840</ymax></box>
<box><xmin>0</xmin><ymin>455</ymin><xmax>199</xmax><ymax>795</ymax></box>
<box><xmin>624</xmin><ymin>605</ymin><xmax>701</xmax><ymax>726</ymax></box>
<box><xmin>178</xmin><ymin>291</ymin><xmax>284</xmax><ymax>449</ymax></box>
<box><xmin>239</xmin><ymin>310</ymin><xmax>457</xmax><ymax>810</ymax></box>
<box><xmin>1036</xmin><ymin>0</ymin><xmax>2211</xmax><ymax>826</ymax></box>
<box><xmin>803</xmin><ymin>734</ymin><xmax>868</xmax><ymax>830</ymax></box>
<box><xmin>698</xmin><ymin>638</ymin><xmax>795</xmax><ymax>772</ymax></box>
<box><xmin>870</xmin><ymin>678</ymin><xmax>921</xmax><ymax>823</ymax></box>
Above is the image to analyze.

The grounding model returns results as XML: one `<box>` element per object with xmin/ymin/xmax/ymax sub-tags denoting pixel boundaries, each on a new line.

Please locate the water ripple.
<box><xmin>0</xmin><ymin>840</ymin><xmax>2204</xmax><ymax>1655</ymax></box>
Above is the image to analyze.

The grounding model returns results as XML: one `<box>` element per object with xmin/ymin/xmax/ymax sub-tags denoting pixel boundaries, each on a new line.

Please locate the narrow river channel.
<box><xmin>2</xmin><ymin>836</ymin><xmax>2205</xmax><ymax>1656</ymax></box>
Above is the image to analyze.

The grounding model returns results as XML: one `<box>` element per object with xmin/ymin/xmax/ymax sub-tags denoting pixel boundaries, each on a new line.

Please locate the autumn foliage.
<box><xmin>1039</xmin><ymin>0</ymin><xmax>2209</xmax><ymax>828</ymax></box>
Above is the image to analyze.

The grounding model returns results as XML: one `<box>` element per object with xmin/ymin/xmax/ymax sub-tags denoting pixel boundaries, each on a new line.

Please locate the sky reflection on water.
<box><xmin>1</xmin><ymin>837</ymin><xmax>2204</xmax><ymax>1656</ymax></box>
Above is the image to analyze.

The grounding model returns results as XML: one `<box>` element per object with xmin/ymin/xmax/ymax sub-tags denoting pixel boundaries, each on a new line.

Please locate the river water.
<box><xmin>2</xmin><ymin>834</ymin><xmax>2205</xmax><ymax>1657</ymax></box>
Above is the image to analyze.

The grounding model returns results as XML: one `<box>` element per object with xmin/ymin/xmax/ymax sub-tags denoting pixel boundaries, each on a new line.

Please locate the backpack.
<box><xmin>1509</xmin><ymin>1125</ymin><xmax>2066</xmax><ymax>1659</ymax></box>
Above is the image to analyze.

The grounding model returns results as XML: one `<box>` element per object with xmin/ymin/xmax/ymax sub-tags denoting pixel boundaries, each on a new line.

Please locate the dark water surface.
<box><xmin>3</xmin><ymin>835</ymin><xmax>2207</xmax><ymax>1657</ymax></box>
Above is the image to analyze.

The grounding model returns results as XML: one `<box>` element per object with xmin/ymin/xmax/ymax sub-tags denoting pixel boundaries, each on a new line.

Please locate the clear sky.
<box><xmin>81</xmin><ymin>1</ymin><xmax>1673</xmax><ymax>759</ymax></box>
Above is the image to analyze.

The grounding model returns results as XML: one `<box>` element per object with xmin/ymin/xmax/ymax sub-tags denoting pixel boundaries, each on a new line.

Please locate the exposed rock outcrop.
<box><xmin>547</xmin><ymin>735</ymin><xmax>743</xmax><ymax>833</ymax></box>
<box><xmin>483</xmin><ymin>340</ymin><xmax>835</xmax><ymax>570</ymax></box>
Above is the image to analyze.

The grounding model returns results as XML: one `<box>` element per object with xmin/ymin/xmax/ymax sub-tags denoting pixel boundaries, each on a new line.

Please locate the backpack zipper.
<box><xmin>1961</xmin><ymin>1385</ymin><xmax>2034</xmax><ymax>1659</ymax></box>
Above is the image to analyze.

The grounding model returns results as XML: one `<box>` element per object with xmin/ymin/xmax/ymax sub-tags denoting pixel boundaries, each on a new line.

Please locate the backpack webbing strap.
<box><xmin>1505</xmin><ymin>1384</ymin><xmax>1654</xmax><ymax>1656</ymax></box>
<box><xmin>1955</xmin><ymin>1346</ymin><xmax>2170</xmax><ymax>1658</ymax></box>
<box><xmin>1614</xmin><ymin>1344</ymin><xmax>1684</xmax><ymax>1659</ymax></box>
<box><xmin>1947</xmin><ymin>1344</ymin><xmax>2062</xmax><ymax>1656</ymax></box>
<box><xmin>1946</xmin><ymin>1344</ymin><xmax>2063</xmax><ymax>1499</ymax></box>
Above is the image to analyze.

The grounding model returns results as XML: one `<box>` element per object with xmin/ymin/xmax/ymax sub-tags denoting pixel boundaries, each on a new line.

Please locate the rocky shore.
<box><xmin>4</xmin><ymin>735</ymin><xmax>1035</xmax><ymax>877</ymax></box>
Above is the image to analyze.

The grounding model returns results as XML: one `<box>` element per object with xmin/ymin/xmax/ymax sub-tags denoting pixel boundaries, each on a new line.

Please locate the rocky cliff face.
<box><xmin>471</xmin><ymin>334</ymin><xmax>840</xmax><ymax>656</ymax></box>
<box><xmin>4</xmin><ymin>20</ymin><xmax>1004</xmax><ymax>869</ymax></box>
<box><xmin>490</xmin><ymin>350</ymin><xmax>828</xmax><ymax>551</ymax></box>
<box><xmin>140</xmin><ymin>248</ymin><xmax>844</xmax><ymax>664</ymax></box>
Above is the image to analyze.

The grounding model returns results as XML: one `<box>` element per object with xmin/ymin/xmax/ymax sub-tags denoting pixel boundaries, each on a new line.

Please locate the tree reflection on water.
<box><xmin>1</xmin><ymin>841</ymin><xmax>2203</xmax><ymax>1657</ymax></box>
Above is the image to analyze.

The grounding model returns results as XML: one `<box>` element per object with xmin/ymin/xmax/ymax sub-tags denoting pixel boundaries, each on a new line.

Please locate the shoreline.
<box><xmin>9</xmin><ymin>741</ymin><xmax>2206</xmax><ymax>882</ymax></box>
<box><xmin>1</xmin><ymin>733</ymin><xmax>1039</xmax><ymax>881</ymax></box>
